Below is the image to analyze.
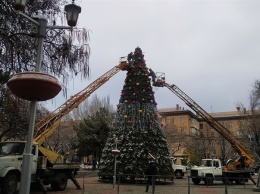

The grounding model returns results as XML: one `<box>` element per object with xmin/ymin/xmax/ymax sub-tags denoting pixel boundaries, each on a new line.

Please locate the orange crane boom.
<box><xmin>153</xmin><ymin>73</ymin><xmax>254</xmax><ymax>168</ymax></box>
<box><xmin>32</xmin><ymin>58</ymin><xmax>128</xmax><ymax>164</ymax></box>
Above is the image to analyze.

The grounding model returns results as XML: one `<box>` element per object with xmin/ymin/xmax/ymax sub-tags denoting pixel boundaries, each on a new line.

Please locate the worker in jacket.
<box><xmin>237</xmin><ymin>152</ymin><xmax>247</xmax><ymax>169</ymax></box>
<box><xmin>145</xmin><ymin>161</ymin><xmax>157</xmax><ymax>193</ymax></box>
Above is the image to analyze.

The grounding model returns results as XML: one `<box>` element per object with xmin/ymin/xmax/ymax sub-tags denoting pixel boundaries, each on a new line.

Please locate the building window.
<box><xmin>180</xmin><ymin>127</ymin><xmax>185</xmax><ymax>133</ymax></box>
<box><xmin>237</xmin><ymin>130</ymin><xmax>243</xmax><ymax>138</ymax></box>
<box><xmin>192</xmin><ymin>119</ymin><xmax>198</xmax><ymax>125</ymax></box>
<box><xmin>170</xmin><ymin>117</ymin><xmax>174</xmax><ymax>124</ymax></box>
<box><xmin>199</xmin><ymin>123</ymin><xmax>203</xmax><ymax>129</ymax></box>
<box><xmin>227</xmin><ymin>122</ymin><xmax>233</xmax><ymax>129</ymax></box>
<box><xmin>161</xmin><ymin>118</ymin><xmax>165</xmax><ymax>123</ymax></box>
<box><xmin>180</xmin><ymin>117</ymin><xmax>184</xmax><ymax>123</ymax></box>
<box><xmin>190</xmin><ymin>127</ymin><xmax>198</xmax><ymax>136</ymax></box>
<box><xmin>170</xmin><ymin>128</ymin><xmax>175</xmax><ymax>132</ymax></box>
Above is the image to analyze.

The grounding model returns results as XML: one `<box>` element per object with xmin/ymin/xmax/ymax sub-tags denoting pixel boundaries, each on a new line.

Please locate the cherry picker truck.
<box><xmin>0</xmin><ymin>58</ymin><xmax>128</xmax><ymax>194</ymax></box>
<box><xmin>153</xmin><ymin>73</ymin><xmax>256</xmax><ymax>185</ymax></box>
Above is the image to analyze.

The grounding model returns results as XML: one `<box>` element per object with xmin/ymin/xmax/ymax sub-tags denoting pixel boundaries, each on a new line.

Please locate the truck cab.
<box><xmin>190</xmin><ymin>159</ymin><xmax>222</xmax><ymax>185</ymax></box>
<box><xmin>0</xmin><ymin>141</ymin><xmax>39</xmax><ymax>194</ymax></box>
<box><xmin>170</xmin><ymin>157</ymin><xmax>187</xmax><ymax>178</ymax></box>
<box><xmin>0</xmin><ymin>141</ymin><xmax>80</xmax><ymax>194</ymax></box>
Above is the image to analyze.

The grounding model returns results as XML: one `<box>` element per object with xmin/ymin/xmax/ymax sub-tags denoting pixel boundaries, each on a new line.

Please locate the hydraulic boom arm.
<box><xmin>32</xmin><ymin>59</ymin><xmax>128</xmax><ymax>164</ymax></box>
<box><xmin>162</xmin><ymin>82</ymin><xmax>254</xmax><ymax>166</ymax></box>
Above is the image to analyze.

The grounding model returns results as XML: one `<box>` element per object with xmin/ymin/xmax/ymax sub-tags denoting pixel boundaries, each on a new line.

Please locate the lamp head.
<box><xmin>13</xmin><ymin>0</ymin><xmax>28</xmax><ymax>11</ymax></box>
<box><xmin>65</xmin><ymin>1</ymin><xmax>81</xmax><ymax>27</ymax></box>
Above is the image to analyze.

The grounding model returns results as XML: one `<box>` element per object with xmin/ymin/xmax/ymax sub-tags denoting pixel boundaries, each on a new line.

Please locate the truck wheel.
<box><xmin>192</xmin><ymin>178</ymin><xmax>201</xmax><ymax>184</ymax></box>
<box><xmin>235</xmin><ymin>175</ymin><xmax>245</xmax><ymax>185</ymax></box>
<box><xmin>1</xmin><ymin>174</ymin><xmax>18</xmax><ymax>194</ymax></box>
<box><xmin>204</xmin><ymin>175</ymin><xmax>214</xmax><ymax>185</ymax></box>
<box><xmin>51</xmin><ymin>173</ymin><xmax>68</xmax><ymax>191</ymax></box>
<box><xmin>175</xmin><ymin>171</ymin><xmax>184</xmax><ymax>179</ymax></box>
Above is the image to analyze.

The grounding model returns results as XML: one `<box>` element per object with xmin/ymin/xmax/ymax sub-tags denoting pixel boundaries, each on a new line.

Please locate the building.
<box><xmin>158</xmin><ymin>104</ymin><xmax>200</xmax><ymax>165</ymax></box>
<box><xmin>158</xmin><ymin>104</ymin><xmax>250</xmax><ymax>164</ymax></box>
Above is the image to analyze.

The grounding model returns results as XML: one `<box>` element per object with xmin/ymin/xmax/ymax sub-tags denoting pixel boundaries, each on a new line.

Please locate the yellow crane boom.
<box><xmin>33</xmin><ymin>58</ymin><xmax>128</xmax><ymax>164</ymax></box>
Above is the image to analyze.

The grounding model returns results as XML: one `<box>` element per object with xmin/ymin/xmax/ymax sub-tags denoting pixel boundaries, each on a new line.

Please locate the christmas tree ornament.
<box><xmin>124</xmin><ymin>115</ymin><xmax>127</xmax><ymax>118</ymax></box>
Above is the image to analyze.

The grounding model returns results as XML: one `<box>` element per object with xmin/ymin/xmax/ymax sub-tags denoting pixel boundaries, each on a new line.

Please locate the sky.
<box><xmin>45</xmin><ymin>0</ymin><xmax>260</xmax><ymax>114</ymax></box>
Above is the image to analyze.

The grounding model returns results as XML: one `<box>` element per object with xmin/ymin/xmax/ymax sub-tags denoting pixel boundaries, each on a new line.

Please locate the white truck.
<box><xmin>170</xmin><ymin>157</ymin><xmax>187</xmax><ymax>178</ymax></box>
<box><xmin>0</xmin><ymin>62</ymin><xmax>130</xmax><ymax>194</ymax></box>
<box><xmin>0</xmin><ymin>141</ymin><xmax>80</xmax><ymax>194</ymax></box>
<box><xmin>190</xmin><ymin>158</ymin><xmax>255</xmax><ymax>185</ymax></box>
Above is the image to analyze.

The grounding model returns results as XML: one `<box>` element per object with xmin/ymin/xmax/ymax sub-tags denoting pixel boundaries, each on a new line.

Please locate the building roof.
<box><xmin>158</xmin><ymin>107</ymin><xmax>199</xmax><ymax>119</ymax></box>
<box><xmin>209</xmin><ymin>111</ymin><xmax>249</xmax><ymax>117</ymax></box>
<box><xmin>158</xmin><ymin>106</ymin><xmax>252</xmax><ymax>121</ymax></box>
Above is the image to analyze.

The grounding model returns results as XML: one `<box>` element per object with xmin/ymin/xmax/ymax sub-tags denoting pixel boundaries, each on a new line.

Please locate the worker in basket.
<box><xmin>236</xmin><ymin>152</ymin><xmax>247</xmax><ymax>169</ymax></box>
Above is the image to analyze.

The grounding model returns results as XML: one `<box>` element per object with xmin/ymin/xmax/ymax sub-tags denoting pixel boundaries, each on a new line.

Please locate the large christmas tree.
<box><xmin>99</xmin><ymin>47</ymin><xmax>173</xmax><ymax>180</ymax></box>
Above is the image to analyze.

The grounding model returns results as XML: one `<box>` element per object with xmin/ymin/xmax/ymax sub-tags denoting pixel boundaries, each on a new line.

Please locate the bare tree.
<box><xmin>69</xmin><ymin>94</ymin><xmax>114</xmax><ymax>120</ymax></box>
<box><xmin>164</xmin><ymin>122</ymin><xmax>200</xmax><ymax>165</ymax></box>
<box><xmin>236</xmin><ymin>80</ymin><xmax>260</xmax><ymax>162</ymax></box>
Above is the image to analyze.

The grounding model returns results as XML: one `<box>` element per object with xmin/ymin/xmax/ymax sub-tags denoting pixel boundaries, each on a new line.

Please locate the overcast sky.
<box><xmin>44</xmin><ymin>0</ymin><xmax>260</xmax><ymax>114</ymax></box>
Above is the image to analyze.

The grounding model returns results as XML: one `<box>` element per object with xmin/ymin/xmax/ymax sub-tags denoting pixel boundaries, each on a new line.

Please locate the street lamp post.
<box><xmin>112</xmin><ymin>134</ymin><xmax>120</xmax><ymax>189</ymax></box>
<box><xmin>8</xmin><ymin>1</ymin><xmax>81</xmax><ymax>194</ymax></box>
